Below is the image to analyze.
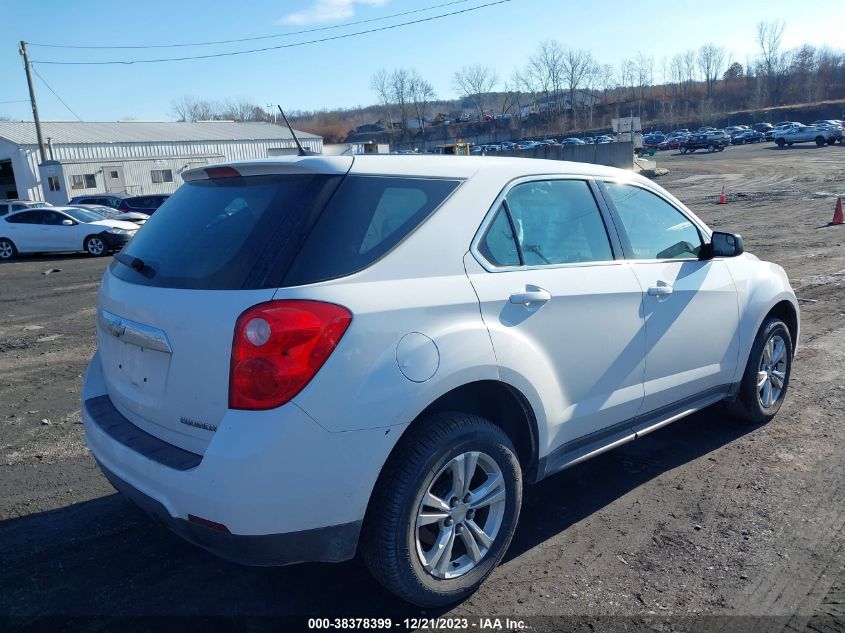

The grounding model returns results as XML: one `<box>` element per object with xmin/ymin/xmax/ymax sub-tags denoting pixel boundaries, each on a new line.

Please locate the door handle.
<box><xmin>509</xmin><ymin>287</ymin><xmax>552</xmax><ymax>306</ymax></box>
<box><xmin>647</xmin><ymin>281</ymin><xmax>674</xmax><ymax>297</ymax></box>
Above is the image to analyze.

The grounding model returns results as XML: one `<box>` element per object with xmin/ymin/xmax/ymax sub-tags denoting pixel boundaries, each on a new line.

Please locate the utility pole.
<box><xmin>19</xmin><ymin>41</ymin><xmax>47</xmax><ymax>164</ymax></box>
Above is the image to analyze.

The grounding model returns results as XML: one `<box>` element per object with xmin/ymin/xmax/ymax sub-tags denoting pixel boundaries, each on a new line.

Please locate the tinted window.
<box><xmin>111</xmin><ymin>174</ymin><xmax>343</xmax><ymax>290</ymax></box>
<box><xmin>41</xmin><ymin>211</ymin><xmax>67</xmax><ymax>225</ymax></box>
<box><xmin>284</xmin><ymin>176</ymin><xmax>460</xmax><ymax>286</ymax></box>
<box><xmin>0</xmin><ymin>204</ymin><xmax>7</xmax><ymax>216</ymax></box>
<box><xmin>502</xmin><ymin>179</ymin><xmax>613</xmax><ymax>265</ymax></box>
<box><xmin>478</xmin><ymin>206</ymin><xmax>520</xmax><ymax>266</ymax></box>
<box><xmin>604</xmin><ymin>183</ymin><xmax>702</xmax><ymax>259</ymax></box>
<box><xmin>5</xmin><ymin>211</ymin><xmax>39</xmax><ymax>224</ymax></box>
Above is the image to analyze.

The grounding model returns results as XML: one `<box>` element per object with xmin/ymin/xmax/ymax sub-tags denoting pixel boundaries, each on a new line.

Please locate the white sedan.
<box><xmin>0</xmin><ymin>206</ymin><xmax>138</xmax><ymax>260</ymax></box>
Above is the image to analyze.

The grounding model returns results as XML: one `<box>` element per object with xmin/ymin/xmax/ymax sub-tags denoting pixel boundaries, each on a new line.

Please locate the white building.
<box><xmin>0</xmin><ymin>121</ymin><xmax>322</xmax><ymax>205</ymax></box>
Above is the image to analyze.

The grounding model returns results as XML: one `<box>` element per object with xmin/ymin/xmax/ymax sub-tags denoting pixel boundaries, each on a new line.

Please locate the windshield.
<box><xmin>64</xmin><ymin>208</ymin><xmax>109</xmax><ymax>223</ymax></box>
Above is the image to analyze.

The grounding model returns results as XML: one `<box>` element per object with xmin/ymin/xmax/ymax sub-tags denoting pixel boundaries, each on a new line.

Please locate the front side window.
<box><xmin>479</xmin><ymin>179</ymin><xmax>613</xmax><ymax>267</ymax></box>
<box><xmin>604</xmin><ymin>183</ymin><xmax>703</xmax><ymax>260</ymax></box>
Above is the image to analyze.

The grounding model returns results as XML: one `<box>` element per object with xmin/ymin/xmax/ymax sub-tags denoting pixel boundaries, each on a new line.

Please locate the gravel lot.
<box><xmin>1</xmin><ymin>142</ymin><xmax>843</xmax><ymax>630</ymax></box>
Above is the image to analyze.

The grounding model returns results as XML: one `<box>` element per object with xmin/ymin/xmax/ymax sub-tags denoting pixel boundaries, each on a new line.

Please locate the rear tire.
<box><xmin>708</xmin><ymin>144</ymin><xmax>716</xmax><ymax>153</ymax></box>
<box><xmin>84</xmin><ymin>235</ymin><xmax>107</xmax><ymax>257</ymax></box>
<box><xmin>776</xmin><ymin>138</ymin><xmax>785</xmax><ymax>147</ymax></box>
<box><xmin>361</xmin><ymin>413</ymin><xmax>522</xmax><ymax>607</ymax></box>
<box><xmin>0</xmin><ymin>238</ymin><xmax>17</xmax><ymax>261</ymax></box>
<box><xmin>725</xmin><ymin>318</ymin><xmax>793</xmax><ymax>424</ymax></box>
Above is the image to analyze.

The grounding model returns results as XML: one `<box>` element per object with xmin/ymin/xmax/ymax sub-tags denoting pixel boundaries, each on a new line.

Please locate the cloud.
<box><xmin>279</xmin><ymin>0</ymin><xmax>389</xmax><ymax>26</ymax></box>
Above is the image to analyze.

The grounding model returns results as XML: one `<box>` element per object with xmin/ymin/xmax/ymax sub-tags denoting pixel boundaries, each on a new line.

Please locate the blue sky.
<box><xmin>1</xmin><ymin>0</ymin><xmax>842</xmax><ymax>122</ymax></box>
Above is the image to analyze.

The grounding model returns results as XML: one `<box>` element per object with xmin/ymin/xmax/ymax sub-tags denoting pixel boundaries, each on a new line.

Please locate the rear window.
<box><xmin>109</xmin><ymin>173</ymin><xmax>459</xmax><ymax>290</ymax></box>
<box><xmin>110</xmin><ymin>174</ymin><xmax>343</xmax><ymax>290</ymax></box>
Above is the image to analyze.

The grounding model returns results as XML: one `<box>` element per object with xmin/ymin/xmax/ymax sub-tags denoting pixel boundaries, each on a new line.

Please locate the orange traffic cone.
<box><xmin>831</xmin><ymin>196</ymin><xmax>844</xmax><ymax>225</ymax></box>
<box><xmin>718</xmin><ymin>185</ymin><xmax>727</xmax><ymax>205</ymax></box>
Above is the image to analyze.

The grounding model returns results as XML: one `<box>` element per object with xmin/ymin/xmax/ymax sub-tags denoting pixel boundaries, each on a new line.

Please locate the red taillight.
<box><xmin>206</xmin><ymin>166</ymin><xmax>241</xmax><ymax>179</ymax></box>
<box><xmin>229</xmin><ymin>300</ymin><xmax>352</xmax><ymax>410</ymax></box>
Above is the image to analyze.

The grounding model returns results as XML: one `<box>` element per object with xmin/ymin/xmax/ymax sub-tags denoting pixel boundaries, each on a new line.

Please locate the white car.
<box><xmin>81</xmin><ymin>156</ymin><xmax>798</xmax><ymax>606</ymax></box>
<box><xmin>0</xmin><ymin>206</ymin><xmax>138</xmax><ymax>259</ymax></box>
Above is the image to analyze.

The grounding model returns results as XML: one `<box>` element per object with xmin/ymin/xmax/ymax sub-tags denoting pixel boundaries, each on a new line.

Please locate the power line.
<box><xmin>30</xmin><ymin>65</ymin><xmax>83</xmax><ymax>121</ymax></box>
<box><xmin>0</xmin><ymin>99</ymin><xmax>31</xmax><ymax>104</ymax></box>
<box><xmin>27</xmin><ymin>0</ymin><xmax>471</xmax><ymax>49</ymax></box>
<box><xmin>30</xmin><ymin>0</ymin><xmax>511</xmax><ymax>65</ymax></box>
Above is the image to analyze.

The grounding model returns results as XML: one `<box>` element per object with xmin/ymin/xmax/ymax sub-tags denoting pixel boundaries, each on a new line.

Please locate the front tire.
<box><xmin>0</xmin><ymin>238</ymin><xmax>17</xmax><ymax>261</ymax></box>
<box><xmin>84</xmin><ymin>235</ymin><xmax>107</xmax><ymax>257</ymax></box>
<box><xmin>361</xmin><ymin>413</ymin><xmax>522</xmax><ymax>607</ymax></box>
<box><xmin>726</xmin><ymin>318</ymin><xmax>793</xmax><ymax>424</ymax></box>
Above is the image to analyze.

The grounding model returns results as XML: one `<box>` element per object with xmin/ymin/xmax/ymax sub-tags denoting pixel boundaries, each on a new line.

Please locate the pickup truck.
<box><xmin>773</xmin><ymin>123</ymin><xmax>838</xmax><ymax>147</ymax></box>
<box><xmin>679</xmin><ymin>131</ymin><xmax>730</xmax><ymax>153</ymax></box>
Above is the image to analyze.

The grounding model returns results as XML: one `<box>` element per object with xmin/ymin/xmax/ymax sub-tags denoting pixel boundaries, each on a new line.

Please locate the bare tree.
<box><xmin>698</xmin><ymin>44</ymin><xmax>726</xmax><ymax>95</ymax></box>
<box><xmin>561</xmin><ymin>48</ymin><xmax>594</xmax><ymax>129</ymax></box>
<box><xmin>757</xmin><ymin>20</ymin><xmax>786</xmax><ymax>102</ymax></box>
<box><xmin>408</xmin><ymin>70</ymin><xmax>435</xmax><ymax>142</ymax></box>
<box><xmin>171</xmin><ymin>96</ymin><xmax>216</xmax><ymax>122</ymax></box>
<box><xmin>597</xmin><ymin>63</ymin><xmax>616</xmax><ymax>102</ymax></box>
<box><xmin>452</xmin><ymin>65</ymin><xmax>498</xmax><ymax>119</ymax></box>
<box><xmin>370</xmin><ymin>68</ymin><xmax>394</xmax><ymax>128</ymax></box>
<box><xmin>390</xmin><ymin>68</ymin><xmax>411</xmax><ymax>130</ymax></box>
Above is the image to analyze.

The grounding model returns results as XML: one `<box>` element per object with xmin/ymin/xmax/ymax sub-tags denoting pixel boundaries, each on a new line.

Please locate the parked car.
<box><xmin>773</xmin><ymin>123</ymin><xmax>838</xmax><ymax>147</ymax></box>
<box><xmin>594</xmin><ymin>135</ymin><xmax>613</xmax><ymax>144</ymax></box>
<box><xmin>0</xmin><ymin>199</ymin><xmax>52</xmax><ymax>216</ymax></box>
<box><xmin>732</xmin><ymin>130</ymin><xmax>764</xmax><ymax>144</ymax></box>
<box><xmin>81</xmin><ymin>155</ymin><xmax>798</xmax><ymax>607</ymax></box>
<box><xmin>811</xmin><ymin>120</ymin><xmax>844</xmax><ymax>141</ymax></box>
<box><xmin>680</xmin><ymin>131</ymin><xmax>730</xmax><ymax>153</ymax></box>
<box><xmin>0</xmin><ymin>206</ymin><xmax>138</xmax><ymax>259</ymax></box>
<box><xmin>71</xmin><ymin>204</ymin><xmax>150</xmax><ymax>227</ymax></box>
<box><xmin>658</xmin><ymin>135</ymin><xmax>687</xmax><ymax>150</ymax></box>
<box><xmin>643</xmin><ymin>134</ymin><xmax>666</xmax><ymax>150</ymax></box>
<box><xmin>69</xmin><ymin>193</ymin><xmax>170</xmax><ymax>214</ymax></box>
<box><xmin>561</xmin><ymin>137</ymin><xmax>585</xmax><ymax>146</ymax></box>
<box><xmin>750</xmin><ymin>123</ymin><xmax>773</xmax><ymax>134</ymax></box>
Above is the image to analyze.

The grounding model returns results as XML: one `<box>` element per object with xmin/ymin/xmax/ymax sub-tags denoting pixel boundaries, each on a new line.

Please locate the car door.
<box><xmin>465</xmin><ymin>177</ymin><xmax>646</xmax><ymax>458</ymax></box>
<box><xmin>4</xmin><ymin>211</ymin><xmax>43</xmax><ymax>251</ymax></box>
<box><xmin>41</xmin><ymin>210</ymin><xmax>82</xmax><ymax>251</ymax></box>
<box><xmin>600</xmin><ymin>181</ymin><xmax>740</xmax><ymax>416</ymax></box>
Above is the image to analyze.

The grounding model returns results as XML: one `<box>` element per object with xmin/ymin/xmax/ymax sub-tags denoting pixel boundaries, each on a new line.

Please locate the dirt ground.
<box><xmin>1</xmin><ymin>142</ymin><xmax>843</xmax><ymax>630</ymax></box>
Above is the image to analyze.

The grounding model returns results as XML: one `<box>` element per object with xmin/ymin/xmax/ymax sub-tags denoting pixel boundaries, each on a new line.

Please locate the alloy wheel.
<box><xmin>757</xmin><ymin>334</ymin><xmax>787</xmax><ymax>408</ymax></box>
<box><xmin>415</xmin><ymin>451</ymin><xmax>506</xmax><ymax>579</ymax></box>
<box><xmin>87</xmin><ymin>238</ymin><xmax>105</xmax><ymax>255</ymax></box>
<box><xmin>0</xmin><ymin>241</ymin><xmax>13</xmax><ymax>259</ymax></box>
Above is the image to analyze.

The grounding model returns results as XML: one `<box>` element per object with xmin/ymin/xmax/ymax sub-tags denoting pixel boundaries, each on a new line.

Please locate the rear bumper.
<box><xmin>82</xmin><ymin>351</ymin><xmax>399</xmax><ymax>565</ymax></box>
<box><xmin>97</xmin><ymin>457</ymin><xmax>361</xmax><ymax>566</ymax></box>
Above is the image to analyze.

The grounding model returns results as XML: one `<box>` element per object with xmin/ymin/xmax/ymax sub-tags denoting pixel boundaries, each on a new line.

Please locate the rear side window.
<box><xmin>111</xmin><ymin>174</ymin><xmax>343</xmax><ymax>290</ymax></box>
<box><xmin>283</xmin><ymin>176</ymin><xmax>460</xmax><ymax>286</ymax></box>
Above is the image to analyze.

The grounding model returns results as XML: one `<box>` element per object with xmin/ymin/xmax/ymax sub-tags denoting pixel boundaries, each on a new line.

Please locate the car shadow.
<box><xmin>0</xmin><ymin>406</ymin><xmax>758</xmax><ymax>618</ymax></box>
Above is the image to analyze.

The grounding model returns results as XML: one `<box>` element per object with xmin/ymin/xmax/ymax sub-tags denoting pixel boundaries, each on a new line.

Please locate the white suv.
<box><xmin>82</xmin><ymin>156</ymin><xmax>798</xmax><ymax>606</ymax></box>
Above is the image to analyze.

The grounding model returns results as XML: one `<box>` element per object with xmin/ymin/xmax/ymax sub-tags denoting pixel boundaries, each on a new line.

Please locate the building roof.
<box><xmin>0</xmin><ymin>121</ymin><xmax>320</xmax><ymax>146</ymax></box>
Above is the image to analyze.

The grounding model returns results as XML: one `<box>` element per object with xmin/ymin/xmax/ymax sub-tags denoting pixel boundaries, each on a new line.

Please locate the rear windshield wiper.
<box><xmin>113</xmin><ymin>252</ymin><xmax>156</xmax><ymax>278</ymax></box>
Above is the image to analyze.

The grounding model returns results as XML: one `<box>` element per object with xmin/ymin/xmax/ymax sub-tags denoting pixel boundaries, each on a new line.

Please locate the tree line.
<box><xmin>164</xmin><ymin>21</ymin><xmax>844</xmax><ymax>143</ymax></box>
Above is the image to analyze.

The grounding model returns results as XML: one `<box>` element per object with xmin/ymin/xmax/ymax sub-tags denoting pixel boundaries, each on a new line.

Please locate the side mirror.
<box><xmin>700</xmin><ymin>231</ymin><xmax>744</xmax><ymax>259</ymax></box>
<box><xmin>62</xmin><ymin>219</ymin><xmax>75</xmax><ymax>226</ymax></box>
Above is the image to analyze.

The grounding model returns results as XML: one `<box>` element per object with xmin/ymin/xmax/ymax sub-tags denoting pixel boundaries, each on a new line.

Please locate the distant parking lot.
<box><xmin>1</xmin><ymin>141</ymin><xmax>843</xmax><ymax>626</ymax></box>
